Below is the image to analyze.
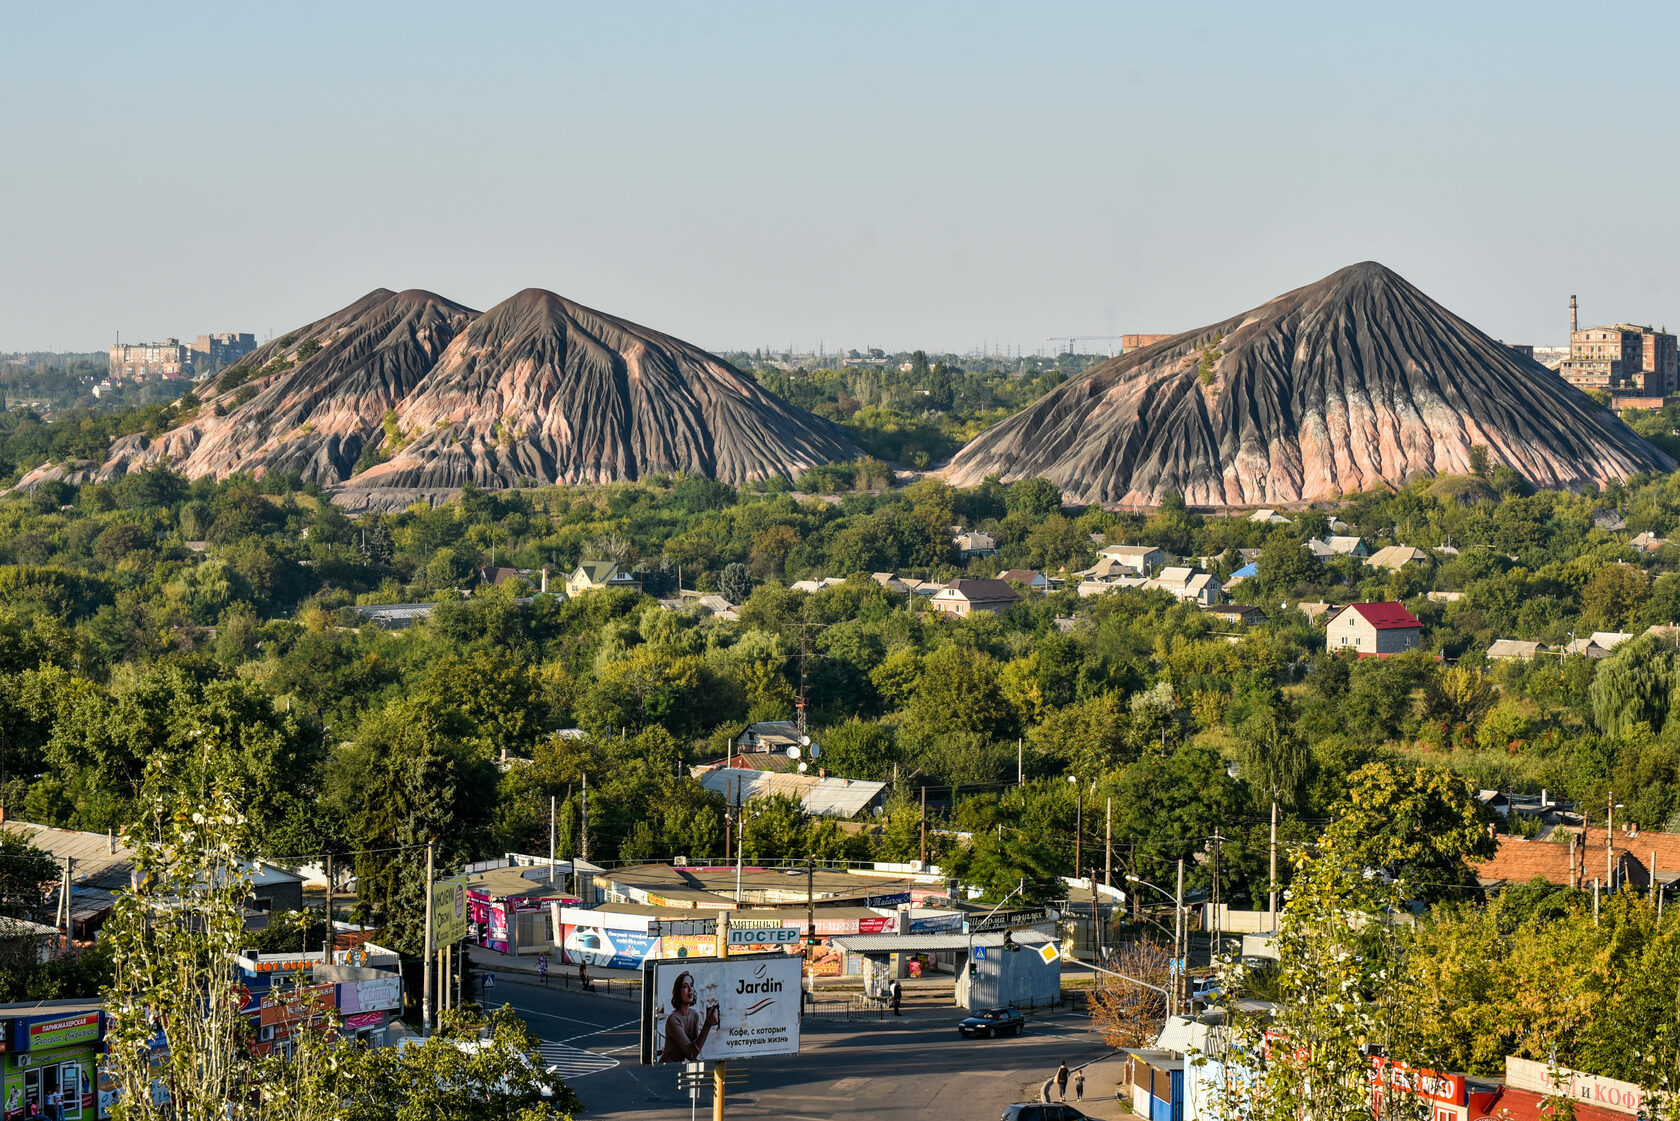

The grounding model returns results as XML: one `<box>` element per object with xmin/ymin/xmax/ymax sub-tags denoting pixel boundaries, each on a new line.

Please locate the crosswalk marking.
<box><xmin>539</xmin><ymin>1042</ymin><xmax>621</xmax><ymax>1080</ymax></box>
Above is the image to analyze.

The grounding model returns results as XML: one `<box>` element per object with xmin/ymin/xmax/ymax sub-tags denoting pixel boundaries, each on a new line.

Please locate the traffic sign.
<box><xmin>484</xmin><ymin>971</ymin><xmax>497</xmax><ymax>989</ymax></box>
<box><xmin>973</xmin><ymin>946</ymin><xmax>987</xmax><ymax>961</ymax></box>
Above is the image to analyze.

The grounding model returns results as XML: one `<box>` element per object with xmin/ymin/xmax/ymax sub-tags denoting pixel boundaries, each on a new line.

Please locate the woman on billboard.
<box><xmin>659</xmin><ymin>970</ymin><xmax>720</xmax><ymax>1062</ymax></box>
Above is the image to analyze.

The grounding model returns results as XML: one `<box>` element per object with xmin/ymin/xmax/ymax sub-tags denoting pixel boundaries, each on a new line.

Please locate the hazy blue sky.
<box><xmin>5</xmin><ymin>1</ymin><xmax>1677</xmax><ymax>354</ymax></box>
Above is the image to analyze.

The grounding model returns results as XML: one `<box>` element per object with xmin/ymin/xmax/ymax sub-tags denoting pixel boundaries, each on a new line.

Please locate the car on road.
<box><xmin>958</xmin><ymin>1007</ymin><xmax>1025</xmax><ymax>1038</ymax></box>
<box><xmin>999</xmin><ymin>1105</ymin><xmax>1089</xmax><ymax>1120</ymax></box>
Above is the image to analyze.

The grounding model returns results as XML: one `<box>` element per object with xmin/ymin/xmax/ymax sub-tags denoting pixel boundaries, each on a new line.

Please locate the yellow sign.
<box><xmin>432</xmin><ymin>879</ymin><xmax>469</xmax><ymax>944</ymax></box>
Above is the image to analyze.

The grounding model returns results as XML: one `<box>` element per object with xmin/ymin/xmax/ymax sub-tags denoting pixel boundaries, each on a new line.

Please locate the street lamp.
<box><xmin>964</xmin><ymin>878</ymin><xmax>1026</xmax><ymax>1010</ymax></box>
<box><xmin>1126</xmin><ymin>869</ymin><xmax>1187</xmax><ymax>1016</ymax></box>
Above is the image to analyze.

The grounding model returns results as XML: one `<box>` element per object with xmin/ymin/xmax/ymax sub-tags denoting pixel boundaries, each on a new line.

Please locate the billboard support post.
<box><xmin>713</xmin><ymin>1061</ymin><xmax>727</xmax><ymax>1121</ymax></box>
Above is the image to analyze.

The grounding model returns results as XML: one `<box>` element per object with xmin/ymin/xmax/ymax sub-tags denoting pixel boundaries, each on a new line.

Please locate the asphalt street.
<box><xmin>487</xmin><ymin>973</ymin><xmax>1115</xmax><ymax>1120</ymax></box>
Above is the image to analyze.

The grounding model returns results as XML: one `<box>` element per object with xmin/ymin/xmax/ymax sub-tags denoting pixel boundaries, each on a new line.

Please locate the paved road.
<box><xmin>487</xmin><ymin>973</ymin><xmax>1114</xmax><ymax>1120</ymax></box>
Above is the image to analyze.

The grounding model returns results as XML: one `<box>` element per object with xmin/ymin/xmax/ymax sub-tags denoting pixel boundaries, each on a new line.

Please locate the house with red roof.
<box><xmin>1324</xmin><ymin>601</ymin><xmax>1422</xmax><ymax>657</ymax></box>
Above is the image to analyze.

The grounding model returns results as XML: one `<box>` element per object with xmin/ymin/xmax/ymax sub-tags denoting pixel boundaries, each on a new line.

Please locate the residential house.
<box><xmin>929</xmin><ymin>578</ymin><xmax>1019</xmax><ymax>617</ymax></box>
<box><xmin>1205</xmin><ymin>604</ymin><xmax>1267</xmax><ymax>626</ymax></box>
<box><xmin>1486</xmin><ymin>639</ymin><xmax>1545</xmax><ymax>661</ymax></box>
<box><xmin>1248</xmin><ymin>508</ymin><xmax>1290</xmax><ymax>525</ymax></box>
<box><xmin>1297</xmin><ymin>601</ymin><xmax>1338</xmax><ymax>624</ymax></box>
<box><xmin>1078</xmin><ymin>577</ymin><xmax>1148</xmax><ymax>597</ymax></box>
<box><xmin>347</xmin><ymin>602</ymin><xmax>436</xmax><ymax>628</ymax></box>
<box><xmin>1076</xmin><ymin>556</ymin><xmax>1147</xmax><ymax>583</ymax></box>
<box><xmin>1147</xmin><ymin>566</ymin><xmax>1222</xmax><ymax>606</ymax></box>
<box><xmin>790</xmin><ymin>576</ymin><xmax>846</xmax><ymax>593</ymax></box>
<box><xmin>1470</xmin><ymin>827</ymin><xmax>1680</xmax><ymax>895</ymax></box>
<box><xmin>997</xmin><ymin>568</ymin><xmax>1050</xmax><ymax>592</ymax></box>
<box><xmin>871</xmin><ymin>572</ymin><xmax>911</xmax><ymax>595</ymax></box>
<box><xmin>1224</xmin><ymin>562</ymin><xmax>1259</xmax><ymax>586</ymax></box>
<box><xmin>1426</xmin><ymin>590</ymin><xmax>1463</xmax><ymax>603</ymax></box>
<box><xmin>951</xmin><ymin>529</ymin><xmax>999</xmax><ymax>558</ymax></box>
<box><xmin>1631</xmin><ymin>531</ymin><xmax>1667</xmax><ymax>553</ymax></box>
<box><xmin>1324</xmin><ymin>602</ymin><xmax>1423</xmax><ymax>657</ymax></box>
<box><xmin>1364</xmin><ymin>545</ymin><xmax>1431</xmax><ymax>572</ymax></box>
<box><xmin>1589</xmin><ymin>631</ymin><xmax>1635</xmax><ymax>651</ymax></box>
<box><xmin>1097</xmin><ymin>544</ymin><xmax>1165</xmax><ymax>575</ymax></box>
<box><xmin>565</xmin><ymin>562</ymin><xmax>642</xmax><ymax>597</ymax></box>
<box><xmin>733</xmin><ymin>720</ymin><xmax>804</xmax><ymax>755</ymax></box>
<box><xmin>696</xmin><ymin>768</ymin><xmax>887</xmax><ymax>819</ymax></box>
<box><xmin>1306</xmin><ymin>535</ymin><xmax>1366</xmax><ymax>559</ymax></box>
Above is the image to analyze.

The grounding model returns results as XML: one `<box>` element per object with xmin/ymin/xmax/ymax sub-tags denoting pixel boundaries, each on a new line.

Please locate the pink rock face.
<box><xmin>944</xmin><ymin>262</ymin><xmax>1674</xmax><ymax>506</ymax></box>
<box><xmin>83</xmin><ymin>287</ymin><xmax>854</xmax><ymax>494</ymax></box>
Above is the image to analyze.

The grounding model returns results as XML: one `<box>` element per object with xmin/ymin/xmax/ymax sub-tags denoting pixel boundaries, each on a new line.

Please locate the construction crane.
<box><xmin>1043</xmin><ymin>334</ymin><xmax>1125</xmax><ymax>357</ymax></box>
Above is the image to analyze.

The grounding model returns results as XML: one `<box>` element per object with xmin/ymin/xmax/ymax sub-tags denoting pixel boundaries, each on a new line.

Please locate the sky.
<box><xmin>4</xmin><ymin>0</ymin><xmax>1679</xmax><ymax>355</ymax></box>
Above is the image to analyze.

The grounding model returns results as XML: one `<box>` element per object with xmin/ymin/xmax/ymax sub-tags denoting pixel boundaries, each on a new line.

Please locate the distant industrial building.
<box><xmin>1121</xmin><ymin>333</ymin><xmax>1175</xmax><ymax>352</ymax></box>
<box><xmin>1557</xmin><ymin>295</ymin><xmax>1676</xmax><ymax>402</ymax></box>
<box><xmin>108</xmin><ymin>331</ymin><xmax>255</xmax><ymax>380</ymax></box>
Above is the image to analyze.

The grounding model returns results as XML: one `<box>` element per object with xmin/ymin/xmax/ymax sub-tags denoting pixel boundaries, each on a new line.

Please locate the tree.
<box><xmin>719</xmin><ymin>562</ymin><xmax>753</xmax><ymax>606</ymax></box>
<box><xmin>1323</xmin><ymin>761</ymin><xmax>1493</xmax><ymax>894</ymax></box>
<box><xmin>1005</xmin><ymin>477</ymin><xmax>1062</xmax><ymax>519</ymax></box>
<box><xmin>1582</xmin><ymin>563</ymin><xmax>1651</xmax><ymax>630</ymax></box>
<box><xmin>1088</xmin><ymin>941</ymin><xmax>1169</xmax><ymax>1048</ymax></box>
<box><xmin>1212</xmin><ymin>844</ymin><xmax>1431</xmax><ymax>1121</ymax></box>
<box><xmin>1590</xmin><ymin>633</ymin><xmax>1677</xmax><ymax>737</ymax></box>
<box><xmin>1257</xmin><ymin>529</ymin><xmax>1316</xmax><ymax>600</ymax></box>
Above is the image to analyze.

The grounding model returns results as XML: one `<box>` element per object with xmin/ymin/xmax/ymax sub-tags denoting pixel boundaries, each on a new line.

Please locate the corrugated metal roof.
<box><xmin>6</xmin><ymin>822</ymin><xmax>135</xmax><ymax>889</ymax></box>
<box><xmin>697</xmin><ymin>769</ymin><xmax>885</xmax><ymax>818</ymax></box>
<box><xmin>832</xmin><ymin>930</ymin><xmax>1051</xmax><ymax>953</ymax></box>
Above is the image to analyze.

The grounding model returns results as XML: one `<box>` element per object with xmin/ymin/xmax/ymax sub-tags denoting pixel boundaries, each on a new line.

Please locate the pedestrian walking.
<box><xmin>537</xmin><ymin>953</ymin><xmax>548</xmax><ymax>986</ymax></box>
<box><xmin>1055</xmin><ymin>1061</ymin><xmax>1069</xmax><ymax>1101</ymax></box>
<box><xmin>889</xmin><ymin>978</ymin><xmax>902</xmax><ymax>1016</ymax></box>
<box><xmin>579</xmin><ymin>962</ymin><xmax>595</xmax><ymax>992</ymax></box>
<box><xmin>1074</xmin><ymin>1068</ymin><xmax>1085</xmax><ymax>1101</ymax></box>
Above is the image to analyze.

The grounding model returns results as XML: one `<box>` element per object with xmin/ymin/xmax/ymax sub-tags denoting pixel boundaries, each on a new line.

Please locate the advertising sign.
<box><xmin>26</xmin><ymin>1012</ymin><xmax>100</xmax><ymax>1051</ymax></box>
<box><xmin>343</xmin><ymin>1011</ymin><xmax>385</xmax><ymax>1031</ymax></box>
<box><xmin>1370</xmin><ymin>1057</ymin><xmax>1465</xmax><ymax>1104</ymax></box>
<box><xmin>339</xmin><ymin>977</ymin><xmax>401</xmax><ymax>1015</ymax></box>
<box><xmin>432</xmin><ymin>879</ymin><xmax>469</xmax><ymax>944</ymax></box>
<box><xmin>972</xmin><ymin>907</ymin><xmax>1057</xmax><ymax>932</ymax></box>
<box><xmin>661</xmin><ymin>935</ymin><xmax>716</xmax><ymax>960</ymax></box>
<box><xmin>641</xmin><ymin>955</ymin><xmax>802</xmax><ymax>1065</ymax></box>
<box><xmin>259</xmin><ymin>983</ymin><xmax>338</xmax><ymax>1028</ymax></box>
<box><xmin>866</xmin><ymin>891</ymin><xmax>911</xmax><ymax>907</ymax></box>
<box><xmin>727</xmin><ymin>926</ymin><xmax>802</xmax><ymax>946</ymax></box>
<box><xmin>565</xmin><ymin>924</ymin><xmax>659</xmax><ymax>969</ymax></box>
<box><xmin>907</xmin><ymin>910</ymin><xmax>964</xmax><ymax>934</ymax></box>
<box><xmin>1506</xmin><ymin>1056</ymin><xmax>1646</xmax><ymax>1116</ymax></box>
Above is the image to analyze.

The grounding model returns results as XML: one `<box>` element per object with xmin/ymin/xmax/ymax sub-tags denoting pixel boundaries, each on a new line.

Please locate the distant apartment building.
<box><xmin>193</xmin><ymin>332</ymin><xmax>257</xmax><ymax>369</ymax></box>
<box><xmin>109</xmin><ymin>338</ymin><xmax>192</xmax><ymax>379</ymax></box>
<box><xmin>109</xmin><ymin>332</ymin><xmax>255</xmax><ymax>380</ymax></box>
<box><xmin>1557</xmin><ymin>295</ymin><xmax>1677</xmax><ymax>398</ymax></box>
<box><xmin>1121</xmin><ymin>334</ymin><xmax>1175</xmax><ymax>352</ymax></box>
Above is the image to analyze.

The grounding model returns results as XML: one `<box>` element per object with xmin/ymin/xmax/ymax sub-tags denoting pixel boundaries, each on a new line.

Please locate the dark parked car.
<box><xmin>999</xmin><ymin>1105</ymin><xmax>1089</xmax><ymax>1120</ymax></box>
<box><xmin>958</xmin><ymin>1007</ymin><xmax>1025</xmax><ymax>1038</ymax></box>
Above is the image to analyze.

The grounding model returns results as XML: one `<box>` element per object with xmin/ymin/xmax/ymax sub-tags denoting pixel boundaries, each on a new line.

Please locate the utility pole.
<box><xmin>1211</xmin><ymin>830</ymin><xmax>1222</xmax><ymax>956</ymax></box>
<box><xmin>580</xmin><ymin>774</ymin><xmax>590</xmax><ymax>863</ymax></box>
<box><xmin>1073</xmin><ymin>785</ymin><xmax>1083</xmax><ymax>882</ymax></box>
<box><xmin>1173</xmin><ymin>858</ymin><xmax>1185</xmax><ymax>1018</ymax></box>
<box><xmin>920</xmin><ymin>786</ymin><xmax>927</xmax><ymax>867</ymax></box>
<box><xmin>1017</xmin><ymin>738</ymin><xmax>1023</xmax><ymax>785</ymax></box>
<box><xmin>549</xmin><ymin>794</ymin><xmax>557</xmax><ymax>883</ymax></box>
<box><xmin>1269</xmin><ymin>800</ymin><xmax>1279</xmax><ymax>924</ymax></box>
<box><xmin>1607</xmin><ymin>790</ymin><xmax>1615</xmax><ymax>891</ymax></box>
<box><xmin>1104</xmin><ymin>797</ymin><xmax>1113</xmax><ymax>890</ymax></box>
<box><xmin>724</xmin><ymin>777</ymin><xmax>733</xmax><ymax>863</ymax></box>
<box><xmin>806</xmin><ymin>857</ymin><xmax>816</xmax><ymax>999</ymax></box>
<box><xmin>324</xmin><ymin>853</ymin><xmax>334</xmax><ymax>959</ymax></box>
<box><xmin>423</xmin><ymin>840</ymin><xmax>435</xmax><ymax>1035</ymax></box>
<box><xmin>735</xmin><ymin>795</ymin><xmax>747</xmax><ymax>904</ymax></box>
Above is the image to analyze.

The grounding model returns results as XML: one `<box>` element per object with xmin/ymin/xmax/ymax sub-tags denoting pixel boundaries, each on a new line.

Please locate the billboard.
<box><xmin>432</xmin><ymin>879</ymin><xmax>469</xmax><ymax>945</ymax></box>
<box><xmin>641</xmin><ymin>955</ymin><xmax>801</xmax><ymax>1065</ymax></box>
<box><xmin>564</xmin><ymin>923</ymin><xmax>658</xmax><ymax>970</ymax></box>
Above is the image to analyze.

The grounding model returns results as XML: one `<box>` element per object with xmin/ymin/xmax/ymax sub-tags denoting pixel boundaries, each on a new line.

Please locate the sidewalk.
<box><xmin>1018</xmin><ymin>1054</ymin><xmax>1132</xmax><ymax>1120</ymax></box>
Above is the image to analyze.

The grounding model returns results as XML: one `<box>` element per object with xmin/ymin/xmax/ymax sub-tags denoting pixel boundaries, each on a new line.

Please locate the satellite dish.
<box><xmin>797</xmin><ymin>761</ymin><xmax>808</xmax><ymax>773</ymax></box>
<box><xmin>810</xmin><ymin>744</ymin><xmax>822</xmax><ymax>759</ymax></box>
<box><xmin>786</xmin><ymin>745</ymin><xmax>801</xmax><ymax>760</ymax></box>
<box><xmin>800</xmin><ymin>734</ymin><xmax>811</xmax><ymax>746</ymax></box>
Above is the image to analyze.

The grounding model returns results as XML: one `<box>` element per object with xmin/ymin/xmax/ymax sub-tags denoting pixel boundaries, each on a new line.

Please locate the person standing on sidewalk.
<box><xmin>1073</xmin><ymin>1068</ymin><xmax>1085</xmax><ymax>1101</ymax></box>
<box><xmin>1055</xmin><ymin>1062</ymin><xmax>1069</xmax><ymax>1101</ymax></box>
<box><xmin>889</xmin><ymin>978</ymin><xmax>902</xmax><ymax>1016</ymax></box>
